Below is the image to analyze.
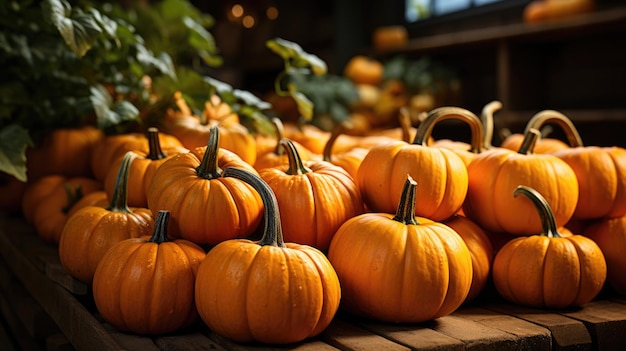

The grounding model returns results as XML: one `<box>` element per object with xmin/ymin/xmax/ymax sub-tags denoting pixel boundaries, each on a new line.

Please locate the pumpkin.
<box><xmin>328</xmin><ymin>175</ymin><xmax>472</xmax><ymax>322</ymax></box>
<box><xmin>428</xmin><ymin>106</ymin><xmax>485</xmax><ymax>166</ymax></box>
<box><xmin>59</xmin><ymin>152</ymin><xmax>154</xmax><ymax>284</ymax></box>
<box><xmin>254</xmin><ymin>117</ymin><xmax>315</xmax><ymax>171</ymax></box>
<box><xmin>499</xmin><ymin>110</ymin><xmax>582</xmax><ymax>154</ymax></box>
<box><xmin>92</xmin><ymin>210</ymin><xmax>206</xmax><ymax>335</ymax></box>
<box><xmin>162</xmin><ymin>94</ymin><xmax>257</xmax><ymax>165</ymax></box>
<box><xmin>103</xmin><ymin>128</ymin><xmax>188</xmax><ymax>208</ymax></box>
<box><xmin>322</xmin><ymin>123</ymin><xmax>369</xmax><ymax>179</ymax></box>
<box><xmin>282</xmin><ymin>122</ymin><xmax>329</xmax><ymax>155</ymax></box>
<box><xmin>492</xmin><ymin>185</ymin><xmax>606</xmax><ymax>308</ymax></box>
<box><xmin>524</xmin><ymin>0</ymin><xmax>595</xmax><ymax>23</ymax></box>
<box><xmin>343</xmin><ymin>55</ymin><xmax>384</xmax><ymax>86</ymax></box>
<box><xmin>195</xmin><ymin>167</ymin><xmax>341</xmax><ymax>344</ymax></box>
<box><xmin>259</xmin><ymin>138</ymin><xmax>364</xmax><ymax>251</ymax></box>
<box><xmin>147</xmin><ymin>126</ymin><xmax>263</xmax><ymax>245</ymax></box>
<box><xmin>357</xmin><ymin>107</ymin><xmax>469</xmax><ymax>221</ymax></box>
<box><xmin>585</xmin><ymin>215</ymin><xmax>626</xmax><ymax>295</ymax></box>
<box><xmin>21</xmin><ymin>175</ymin><xmax>102</xmax><ymax>244</ymax></box>
<box><xmin>26</xmin><ymin>126</ymin><xmax>104</xmax><ymax>180</ymax></box>
<box><xmin>91</xmin><ymin>130</ymin><xmax>183</xmax><ymax>182</ymax></box>
<box><xmin>528</xmin><ymin>112</ymin><xmax>626</xmax><ymax>219</ymax></box>
<box><xmin>444</xmin><ymin>214</ymin><xmax>494</xmax><ymax>302</ymax></box>
<box><xmin>463</xmin><ymin>128</ymin><xmax>579</xmax><ymax>235</ymax></box>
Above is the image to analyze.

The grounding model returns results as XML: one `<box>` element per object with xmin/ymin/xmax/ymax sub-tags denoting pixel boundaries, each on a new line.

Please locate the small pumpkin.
<box><xmin>463</xmin><ymin>128</ymin><xmax>579</xmax><ymax>235</ymax></box>
<box><xmin>254</xmin><ymin>117</ymin><xmax>315</xmax><ymax>171</ymax></box>
<box><xmin>259</xmin><ymin>138</ymin><xmax>364</xmax><ymax>251</ymax></box>
<box><xmin>59</xmin><ymin>152</ymin><xmax>154</xmax><ymax>284</ymax></box>
<box><xmin>492</xmin><ymin>185</ymin><xmax>606</xmax><ymax>308</ymax></box>
<box><xmin>195</xmin><ymin>167</ymin><xmax>341</xmax><ymax>344</ymax></box>
<box><xmin>357</xmin><ymin>107</ymin><xmax>469</xmax><ymax>221</ymax></box>
<box><xmin>103</xmin><ymin>128</ymin><xmax>188</xmax><ymax>208</ymax></box>
<box><xmin>585</xmin><ymin>215</ymin><xmax>626</xmax><ymax>295</ymax></box>
<box><xmin>147</xmin><ymin>126</ymin><xmax>263</xmax><ymax>245</ymax></box>
<box><xmin>322</xmin><ymin>122</ymin><xmax>369</xmax><ymax>180</ymax></box>
<box><xmin>92</xmin><ymin>210</ymin><xmax>206</xmax><ymax>335</ymax></box>
<box><xmin>328</xmin><ymin>175</ymin><xmax>473</xmax><ymax>322</ymax></box>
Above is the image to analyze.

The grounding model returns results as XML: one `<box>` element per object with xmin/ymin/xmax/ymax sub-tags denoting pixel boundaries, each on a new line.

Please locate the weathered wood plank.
<box><xmin>356</xmin><ymin>319</ymin><xmax>465</xmax><ymax>351</ymax></box>
<box><xmin>321</xmin><ymin>318</ymin><xmax>411</xmax><ymax>351</ymax></box>
<box><xmin>40</xmin><ymin>251</ymin><xmax>88</xmax><ymax>295</ymax></box>
<box><xmin>3</xmin><ymin>279</ymin><xmax>59</xmax><ymax>340</ymax></box>
<box><xmin>207</xmin><ymin>329</ymin><xmax>339</xmax><ymax>351</ymax></box>
<box><xmin>483</xmin><ymin>302</ymin><xmax>592</xmax><ymax>351</ymax></box>
<box><xmin>46</xmin><ymin>333</ymin><xmax>76</xmax><ymax>351</ymax></box>
<box><xmin>558</xmin><ymin>300</ymin><xmax>626</xmax><ymax>351</ymax></box>
<box><xmin>0</xmin><ymin>291</ymin><xmax>43</xmax><ymax>351</ymax></box>
<box><xmin>429</xmin><ymin>314</ymin><xmax>519</xmax><ymax>350</ymax></box>
<box><xmin>156</xmin><ymin>332</ymin><xmax>226</xmax><ymax>351</ymax></box>
<box><xmin>0</xmin><ymin>314</ymin><xmax>19</xmax><ymax>351</ymax></box>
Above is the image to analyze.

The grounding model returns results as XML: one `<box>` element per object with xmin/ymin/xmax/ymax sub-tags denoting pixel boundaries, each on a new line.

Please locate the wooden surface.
<box><xmin>1</xmin><ymin>215</ymin><xmax>626</xmax><ymax>351</ymax></box>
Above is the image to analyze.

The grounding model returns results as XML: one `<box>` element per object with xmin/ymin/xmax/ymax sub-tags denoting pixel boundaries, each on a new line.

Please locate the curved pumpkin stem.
<box><xmin>525</xmin><ymin>110</ymin><xmax>584</xmax><ymax>147</ymax></box>
<box><xmin>196</xmin><ymin>125</ymin><xmax>223</xmax><ymax>179</ymax></box>
<box><xmin>149</xmin><ymin>210</ymin><xmax>170</xmax><ymax>244</ymax></box>
<box><xmin>513</xmin><ymin>186</ymin><xmax>561</xmax><ymax>238</ymax></box>
<box><xmin>61</xmin><ymin>183</ymin><xmax>84</xmax><ymax>214</ymax></box>
<box><xmin>413</xmin><ymin>106</ymin><xmax>484</xmax><ymax>154</ymax></box>
<box><xmin>481</xmin><ymin>100</ymin><xmax>502</xmax><ymax>149</ymax></box>
<box><xmin>280</xmin><ymin>138</ymin><xmax>312</xmax><ymax>175</ymax></box>
<box><xmin>146</xmin><ymin>127</ymin><xmax>167</xmax><ymax>161</ymax></box>
<box><xmin>398</xmin><ymin>107</ymin><xmax>413</xmax><ymax>143</ymax></box>
<box><xmin>271</xmin><ymin>117</ymin><xmax>287</xmax><ymax>156</ymax></box>
<box><xmin>392</xmin><ymin>175</ymin><xmax>419</xmax><ymax>225</ymax></box>
<box><xmin>323</xmin><ymin>122</ymin><xmax>349</xmax><ymax>163</ymax></box>
<box><xmin>107</xmin><ymin>151</ymin><xmax>136</xmax><ymax>214</ymax></box>
<box><xmin>517</xmin><ymin>128</ymin><xmax>541</xmax><ymax>155</ymax></box>
<box><xmin>223</xmin><ymin>167</ymin><xmax>286</xmax><ymax>248</ymax></box>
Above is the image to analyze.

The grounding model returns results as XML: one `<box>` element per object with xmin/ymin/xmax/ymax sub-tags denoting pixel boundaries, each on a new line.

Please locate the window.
<box><xmin>406</xmin><ymin>0</ymin><xmax>506</xmax><ymax>22</ymax></box>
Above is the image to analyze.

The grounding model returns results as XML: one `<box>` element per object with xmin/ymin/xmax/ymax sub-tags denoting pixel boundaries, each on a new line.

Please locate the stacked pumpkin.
<box><xmin>10</xmin><ymin>94</ymin><xmax>620</xmax><ymax>344</ymax></box>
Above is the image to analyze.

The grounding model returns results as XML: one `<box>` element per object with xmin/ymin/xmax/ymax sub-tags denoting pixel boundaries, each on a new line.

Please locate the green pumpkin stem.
<box><xmin>513</xmin><ymin>185</ymin><xmax>561</xmax><ymax>238</ymax></box>
<box><xmin>149</xmin><ymin>210</ymin><xmax>170</xmax><ymax>243</ymax></box>
<box><xmin>271</xmin><ymin>117</ymin><xmax>287</xmax><ymax>156</ymax></box>
<box><xmin>196</xmin><ymin>125</ymin><xmax>223</xmax><ymax>179</ymax></box>
<box><xmin>392</xmin><ymin>175</ymin><xmax>419</xmax><ymax>225</ymax></box>
<box><xmin>146</xmin><ymin>127</ymin><xmax>167</xmax><ymax>160</ymax></box>
<box><xmin>481</xmin><ymin>100</ymin><xmax>502</xmax><ymax>149</ymax></box>
<box><xmin>413</xmin><ymin>106</ymin><xmax>484</xmax><ymax>153</ymax></box>
<box><xmin>61</xmin><ymin>183</ymin><xmax>84</xmax><ymax>214</ymax></box>
<box><xmin>526</xmin><ymin>110</ymin><xmax>584</xmax><ymax>147</ymax></box>
<box><xmin>280</xmin><ymin>138</ymin><xmax>311</xmax><ymax>175</ymax></box>
<box><xmin>518</xmin><ymin>128</ymin><xmax>541</xmax><ymax>155</ymax></box>
<box><xmin>223</xmin><ymin>167</ymin><xmax>286</xmax><ymax>248</ymax></box>
<box><xmin>107</xmin><ymin>151</ymin><xmax>136</xmax><ymax>214</ymax></box>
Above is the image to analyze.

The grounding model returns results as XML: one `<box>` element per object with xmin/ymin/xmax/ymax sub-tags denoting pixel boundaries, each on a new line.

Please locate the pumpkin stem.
<box><xmin>480</xmin><ymin>100</ymin><xmax>502</xmax><ymax>149</ymax></box>
<box><xmin>526</xmin><ymin>110</ymin><xmax>584</xmax><ymax>147</ymax></box>
<box><xmin>413</xmin><ymin>106</ymin><xmax>484</xmax><ymax>154</ymax></box>
<box><xmin>513</xmin><ymin>186</ymin><xmax>561</xmax><ymax>238</ymax></box>
<box><xmin>392</xmin><ymin>175</ymin><xmax>419</xmax><ymax>225</ymax></box>
<box><xmin>146</xmin><ymin>127</ymin><xmax>167</xmax><ymax>160</ymax></box>
<box><xmin>196</xmin><ymin>125</ymin><xmax>223</xmax><ymax>179</ymax></box>
<box><xmin>271</xmin><ymin>117</ymin><xmax>287</xmax><ymax>156</ymax></box>
<box><xmin>323</xmin><ymin>122</ymin><xmax>349</xmax><ymax>163</ymax></box>
<box><xmin>223</xmin><ymin>167</ymin><xmax>286</xmax><ymax>248</ymax></box>
<box><xmin>107</xmin><ymin>151</ymin><xmax>136</xmax><ymax>214</ymax></box>
<box><xmin>517</xmin><ymin>128</ymin><xmax>541</xmax><ymax>155</ymax></box>
<box><xmin>61</xmin><ymin>183</ymin><xmax>84</xmax><ymax>214</ymax></box>
<box><xmin>149</xmin><ymin>210</ymin><xmax>170</xmax><ymax>243</ymax></box>
<box><xmin>280</xmin><ymin>138</ymin><xmax>311</xmax><ymax>175</ymax></box>
<box><xmin>399</xmin><ymin>107</ymin><xmax>414</xmax><ymax>143</ymax></box>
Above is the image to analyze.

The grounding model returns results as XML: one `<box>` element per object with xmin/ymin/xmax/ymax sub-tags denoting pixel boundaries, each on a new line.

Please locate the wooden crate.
<box><xmin>1</xmin><ymin>215</ymin><xmax>625</xmax><ymax>351</ymax></box>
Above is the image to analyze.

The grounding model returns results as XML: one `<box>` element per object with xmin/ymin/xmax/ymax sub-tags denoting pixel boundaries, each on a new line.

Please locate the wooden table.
<box><xmin>1</xmin><ymin>215</ymin><xmax>626</xmax><ymax>351</ymax></box>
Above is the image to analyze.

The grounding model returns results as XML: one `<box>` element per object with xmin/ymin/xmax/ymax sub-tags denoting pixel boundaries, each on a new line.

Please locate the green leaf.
<box><xmin>266</xmin><ymin>37</ymin><xmax>327</xmax><ymax>75</ymax></box>
<box><xmin>89</xmin><ymin>85</ymin><xmax>139</xmax><ymax>130</ymax></box>
<box><xmin>44</xmin><ymin>0</ymin><xmax>102</xmax><ymax>57</ymax></box>
<box><xmin>288</xmin><ymin>83</ymin><xmax>313</xmax><ymax>121</ymax></box>
<box><xmin>0</xmin><ymin>124</ymin><xmax>32</xmax><ymax>182</ymax></box>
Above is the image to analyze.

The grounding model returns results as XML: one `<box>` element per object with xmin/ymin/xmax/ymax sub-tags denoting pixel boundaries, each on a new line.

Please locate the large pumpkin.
<box><xmin>59</xmin><ymin>152</ymin><xmax>154</xmax><ymax>284</ymax></box>
<box><xmin>357</xmin><ymin>107</ymin><xmax>469</xmax><ymax>221</ymax></box>
<box><xmin>195</xmin><ymin>167</ymin><xmax>341</xmax><ymax>344</ymax></box>
<box><xmin>259</xmin><ymin>138</ymin><xmax>364</xmax><ymax>251</ymax></box>
<box><xmin>328</xmin><ymin>175</ymin><xmax>473</xmax><ymax>322</ymax></box>
<box><xmin>93</xmin><ymin>210</ymin><xmax>206</xmax><ymax>335</ymax></box>
<box><xmin>147</xmin><ymin>126</ymin><xmax>263</xmax><ymax>245</ymax></box>
<box><xmin>463</xmin><ymin>128</ymin><xmax>579</xmax><ymax>235</ymax></box>
<box><xmin>585</xmin><ymin>215</ymin><xmax>626</xmax><ymax>295</ymax></box>
<box><xmin>492</xmin><ymin>186</ymin><xmax>606</xmax><ymax>308</ymax></box>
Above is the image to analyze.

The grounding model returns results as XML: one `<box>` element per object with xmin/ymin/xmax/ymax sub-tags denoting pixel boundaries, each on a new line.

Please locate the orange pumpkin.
<box><xmin>463</xmin><ymin>128</ymin><xmax>579</xmax><ymax>235</ymax></box>
<box><xmin>357</xmin><ymin>107</ymin><xmax>469</xmax><ymax>221</ymax></box>
<box><xmin>195</xmin><ymin>167</ymin><xmax>341</xmax><ymax>344</ymax></box>
<box><xmin>282</xmin><ymin>122</ymin><xmax>329</xmax><ymax>155</ymax></box>
<box><xmin>26</xmin><ymin>126</ymin><xmax>104</xmax><ymax>180</ymax></box>
<box><xmin>254</xmin><ymin>117</ymin><xmax>315</xmax><ymax>171</ymax></box>
<box><xmin>585</xmin><ymin>215</ymin><xmax>626</xmax><ymax>295</ymax></box>
<box><xmin>322</xmin><ymin>123</ymin><xmax>369</xmax><ymax>179</ymax></box>
<box><xmin>93</xmin><ymin>210</ymin><xmax>206</xmax><ymax>334</ymax></box>
<box><xmin>259</xmin><ymin>138</ymin><xmax>364</xmax><ymax>251</ymax></box>
<box><xmin>147</xmin><ymin>126</ymin><xmax>263</xmax><ymax>245</ymax></box>
<box><xmin>103</xmin><ymin>128</ymin><xmax>188</xmax><ymax>208</ymax></box>
<box><xmin>59</xmin><ymin>152</ymin><xmax>154</xmax><ymax>284</ymax></box>
<box><xmin>162</xmin><ymin>94</ymin><xmax>257</xmax><ymax>165</ymax></box>
<box><xmin>22</xmin><ymin>175</ymin><xmax>102</xmax><ymax>244</ymax></box>
<box><xmin>328</xmin><ymin>175</ymin><xmax>472</xmax><ymax>322</ymax></box>
<box><xmin>343</xmin><ymin>55</ymin><xmax>384</xmax><ymax>86</ymax></box>
<box><xmin>492</xmin><ymin>185</ymin><xmax>606</xmax><ymax>308</ymax></box>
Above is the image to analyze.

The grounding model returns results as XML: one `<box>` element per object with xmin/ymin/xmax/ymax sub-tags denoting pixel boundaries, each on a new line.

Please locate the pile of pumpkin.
<box><xmin>10</xmin><ymin>95</ymin><xmax>626</xmax><ymax>345</ymax></box>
